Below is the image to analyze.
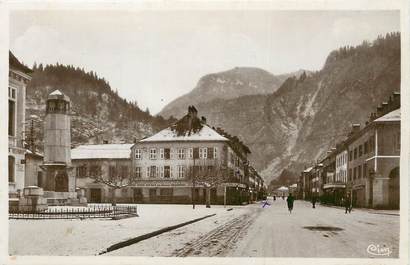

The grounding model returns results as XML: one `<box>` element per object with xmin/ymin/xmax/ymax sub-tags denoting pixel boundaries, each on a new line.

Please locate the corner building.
<box><xmin>131</xmin><ymin>107</ymin><xmax>250</xmax><ymax>204</ymax></box>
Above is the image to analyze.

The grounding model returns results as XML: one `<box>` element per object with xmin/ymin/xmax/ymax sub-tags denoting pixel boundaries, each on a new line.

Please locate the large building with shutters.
<box><xmin>130</xmin><ymin>106</ymin><xmax>256</xmax><ymax>205</ymax></box>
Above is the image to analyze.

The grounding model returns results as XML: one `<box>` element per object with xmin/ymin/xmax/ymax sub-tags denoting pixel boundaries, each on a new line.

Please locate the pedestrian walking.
<box><xmin>273</xmin><ymin>195</ymin><xmax>276</xmax><ymax>201</ymax></box>
<box><xmin>287</xmin><ymin>193</ymin><xmax>294</xmax><ymax>214</ymax></box>
<box><xmin>311</xmin><ymin>196</ymin><xmax>317</xmax><ymax>209</ymax></box>
<box><xmin>345</xmin><ymin>194</ymin><xmax>352</xmax><ymax>214</ymax></box>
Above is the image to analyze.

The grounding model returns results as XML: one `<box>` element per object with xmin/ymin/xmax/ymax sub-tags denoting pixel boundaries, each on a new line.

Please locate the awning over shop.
<box><xmin>323</xmin><ymin>183</ymin><xmax>346</xmax><ymax>189</ymax></box>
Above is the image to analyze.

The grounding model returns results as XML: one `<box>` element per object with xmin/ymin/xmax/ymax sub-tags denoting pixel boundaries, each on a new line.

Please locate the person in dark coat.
<box><xmin>273</xmin><ymin>195</ymin><xmax>276</xmax><ymax>201</ymax></box>
<box><xmin>311</xmin><ymin>196</ymin><xmax>317</xmax><ymax>208</ymax></box>
<box><xmin>345</xmin><ymin>194</ymin><xmax>352</xmax><ymax>214</ymax></box>
<box><xmin>287</xmin><ymin>193</ymin><xmax>295</xmax><ymax>214</ymax></box>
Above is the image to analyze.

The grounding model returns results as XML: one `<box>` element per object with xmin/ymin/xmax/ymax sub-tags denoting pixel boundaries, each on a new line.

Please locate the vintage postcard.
<box><xmin>1</xmin><ymin>1</ymin><xmax>408</xmax><ymax>265</ymax></box>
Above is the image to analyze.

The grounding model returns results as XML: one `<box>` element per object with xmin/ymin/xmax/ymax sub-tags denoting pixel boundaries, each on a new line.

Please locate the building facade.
<box><xmin>8</xmin><ymin>51</ymin><xmax>32</xmax><ymax>197</ymax></box>
<box><xmin>302</xmin><ymin>92</ymin><xmax>400</xmax><ymax>209</ymax></box>
<box><xmin>72</xmin><ymin>144</ymin><xmax>133</xmax><ymax>203</ymax></box>
<box><xmin>131</xmin><ymin>107</ymin><xmax>254</xmax><ymax>205</ymax></box>
<box><xmin>346</xmin><ymin>108</ymin><xmax>400</xmax><ymax>209</ymax></box>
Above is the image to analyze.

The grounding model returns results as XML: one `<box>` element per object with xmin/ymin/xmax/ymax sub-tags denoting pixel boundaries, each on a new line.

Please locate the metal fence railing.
<box><xmin>9</xmin><ymin>205</ymin><xmax>137</xmax><ymax>220</ymax></box>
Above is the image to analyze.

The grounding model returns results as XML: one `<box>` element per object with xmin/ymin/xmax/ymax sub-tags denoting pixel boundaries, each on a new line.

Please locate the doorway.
<box><xmin>90</xmin><ymin>188</ymin><xmax>102</xmax><ymax>203</ymax></box>
<box><xmin>388</xmin><ymin>167</ymin><xmax>400</xmax><ymax>209</ymax></box>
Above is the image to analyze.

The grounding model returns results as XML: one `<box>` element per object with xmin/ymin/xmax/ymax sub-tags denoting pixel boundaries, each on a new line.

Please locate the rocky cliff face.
<box><xmin>160</xmin><ymin>33</ymin><xmax>400</xmax><ymax>183</ymax></box>
<box><xmin>159</xmin><ymin>67</ymin><xmax>289</xmax><ymax>119</ymax></box>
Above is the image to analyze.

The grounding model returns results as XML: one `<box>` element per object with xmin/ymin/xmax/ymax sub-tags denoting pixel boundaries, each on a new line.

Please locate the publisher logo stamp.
<box><xmin>367</xmin><ymin>244</ymin><xmax>392</xmax><ymax>257</ymax></box>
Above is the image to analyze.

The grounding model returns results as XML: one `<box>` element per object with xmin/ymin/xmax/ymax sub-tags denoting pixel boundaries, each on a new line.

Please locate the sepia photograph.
<box><xmin>2</xmin><ymin>2</ymin><xmax>409</xmax><ymax>264</ymax></box>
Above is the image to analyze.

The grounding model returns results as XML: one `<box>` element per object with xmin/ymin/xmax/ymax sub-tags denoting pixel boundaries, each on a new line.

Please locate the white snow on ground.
<box><xmin>107</xmin><ymin>206</ymin><xmax>251</xmax><ymax>256</ymax></box>
<box><xmin>109</xmin><ymin>199</ymin><xmax>399</xmax><ymax>258</ymax></box>
<box><xmin>231</xmin><ymin>199</ymin><xmax>400</xmax><ymax>258</ymax></box>
<box><xmin>9</xmin><ymin>204</ymin><xmax>247</xmax><ymax>256</ymax></box>
<box><xmin>9</xmin><ymin>201</ymin><xmax>400</xmax><ymax>258</ymax></box>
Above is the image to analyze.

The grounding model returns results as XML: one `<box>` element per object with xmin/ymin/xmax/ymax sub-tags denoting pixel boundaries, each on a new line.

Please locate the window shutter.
<box><xmin>190</xmin><ymin>148</ymin><xmax>193</xmax><ymax>158</ymax></box>
<box><xmin>147</xmin><ymin>167</ymin><xmax>150</xmax><ymax>177</ymax></box>
<box><xmin>193</xmin><ymin>148</ymin><xmax>199</xmax><ymax>159</ymax></box>
<box><xmin>170</xmin><ymin>166</ymin><xmax>173</xmax><ymax>178</ymax></box>
<box><xmin>207</xmin><ymin>147</ymin><xmax>213</xmax><ymax>159</ymax></box>
<box><xmin>160</xmin><ymin>166</ymin><xmax>164</xmax><ymax>178</ymax></box>
<box><xmin>214</xmin><ymin>147</ymin><xmax>217</xmax><ymax>159</ymax></box>
<box><xmin>160</xmin><ymin>148</ymin><xmax>163</xmax><ymax>159</ymax></box>
<box><xmin>156</xmin><ymin>166</ymin><xmax>159</xmax><ymax>178</ymax></box>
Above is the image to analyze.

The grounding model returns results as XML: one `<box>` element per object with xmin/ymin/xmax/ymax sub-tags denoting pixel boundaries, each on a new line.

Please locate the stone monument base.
<box><xmin>18</xmin><ymin>186</ymin><xmax>48</xmax><ymax>212</ymax></box>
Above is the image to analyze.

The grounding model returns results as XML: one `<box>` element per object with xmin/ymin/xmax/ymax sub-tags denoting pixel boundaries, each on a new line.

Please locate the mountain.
<box><xmin>161</xmin><ymin>33</ymin><xmax>400</xmax><ymax>184</ymax></box>
<box><xmin>25</xmin><ymin>64</ymin><xmax>176</xmax><ymax>150</ymax></box>
<box><xmin>159</xmin><ymin>67</ymin><xmax>292</xmax><ymax>119</ymax></box>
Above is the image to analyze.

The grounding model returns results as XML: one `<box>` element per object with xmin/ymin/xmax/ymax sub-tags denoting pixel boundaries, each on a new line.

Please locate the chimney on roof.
<box><xmin>201</xmin><ymin>116</ymin><xmax>207</xmax><ymax>124</ymax></box>
<box><xmin>188</xmin><ymin>105</ymin><xmax>198</xmax><ymax>118</ymax></box>
<box><xmin>376</xmin><ymin>105</ymin><xmax>383</xmax><ymax>117</ymax></box>
<box><xmin>392</xmin><ymin>92</ymin><xmax>400</xmax><ymax>110</ymax></box>
<box><xmin>133</xmin><ymin>138</ymin><xmax>137</xmax><ymax>144</ymax></box>
<box><xmin>350</xmin><ymin>124</ymin><xmax>361</xmax><ymax>135</ymax></box>
<box><xmin>381</xmin><ymin>102</ymin><xmax>389</xmax><ymax>115</ymax></box>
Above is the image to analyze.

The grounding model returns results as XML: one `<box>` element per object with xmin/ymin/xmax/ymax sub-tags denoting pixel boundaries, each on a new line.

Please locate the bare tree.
<box><xmin>89</xmin><ymin>160</ymin><xmax>135</xmax><ymax>206</ymax></box>
<box><xmin>188</xmin><ymin>160</ymin><xmax>229</xmax><ymax>208</ymax></box>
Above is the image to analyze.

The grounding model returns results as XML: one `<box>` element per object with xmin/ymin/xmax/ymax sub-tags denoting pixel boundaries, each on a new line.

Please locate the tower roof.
<box><xmin>48</xmin><ymin>89</ymin><xmax>70</xmax><ymax>102</ymax></box>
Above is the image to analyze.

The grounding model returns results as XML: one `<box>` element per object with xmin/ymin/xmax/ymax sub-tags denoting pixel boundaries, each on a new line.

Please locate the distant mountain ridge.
<box><xmin>159</xmin><ymin>67</ymin><xmax>309</xmax><ymax>119</ymax></box>
<box><xmin>159</xmin><ymin>33</ymin><xmax>400</xmax><ymax>184</ymax></box>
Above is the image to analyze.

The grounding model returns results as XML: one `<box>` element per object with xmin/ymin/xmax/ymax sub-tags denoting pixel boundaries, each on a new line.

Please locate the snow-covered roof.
<box><xmin>48</xmin><ymin>89</ymin><xmax>70</xmax><ymax>101</ymax></box>
<box><xmin>290</xmin><ymin>183</ymin><xmax>298</xmax><ymax>188</ymax></box>
<box><xmin>277</xmin><ymin>186</ymin><xmax>289</xmax><ymax>191</ymax></box>
<box><xmin>374</xmin><ymin>108</ymin><xmax>400</xmax><ymax>122</ymax></box>
<box><xmin>50</xmin><ymin>89</ymin><xmax>63</xmax><ymax>96</ymax></box>
<box><xmin>71</xmin><ymin>144</ymin><xmax>133</xmax><ymax>160</ymax></box>
<box><xmin>303</xmin><ymin>166</ymin><xmax>313</xmax><ymax>173</ymax></box>
<box><xmin>139</xmin><ymin>125</ymin><xmax>228</xmax><ymax>142</ymax></box>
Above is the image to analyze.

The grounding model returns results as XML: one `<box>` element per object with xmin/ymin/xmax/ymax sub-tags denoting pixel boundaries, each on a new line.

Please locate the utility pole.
<box><xmin>192</xmin><ymin>156</ymin><xmax>196</xmax><ymax>209</ymax></box>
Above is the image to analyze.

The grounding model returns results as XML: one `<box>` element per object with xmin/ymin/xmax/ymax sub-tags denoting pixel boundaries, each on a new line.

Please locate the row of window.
<box><xmin>136</xmin><ymin>165</ymin><xmax>186</xmax><ymax>179</ymax></box>
<box><xmin>348</xmin><ymin>163</ymin><xmax>368</xmax><ymax>181</ymax></box>
<box><xmin>47</xmin><ymin>100</ymin><xmax>70</xmax><ymax>112</ymax></box>
<box><xmin>135</xmin><ymin>147</ymin><xmax>218</xmax><ymax>160</ymax></box>
<box><xmin>349</xmin><ymin>137</ymin><xmax>375</xmax><ymax>161</ymax></box>
<box><xmin>135</xmin><ymin>165</ymin><xmax>217</xmax><ymax>179</ymax></box>
<box><xmin>76</xmin><ymin>165</ymin><xmax>129</xmax><ymax>178</ymax></box>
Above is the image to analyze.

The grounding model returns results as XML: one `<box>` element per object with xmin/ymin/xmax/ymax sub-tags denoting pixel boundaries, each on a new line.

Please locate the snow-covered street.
<box><xmin>108</xmin><ymin>199</ymin><xmax>400</xmax><ymax>258</ymax></box>
<box><xmin>9</xmin><ymin>199</ymin><xmax>399</xmax><ymax>258</ymax></box>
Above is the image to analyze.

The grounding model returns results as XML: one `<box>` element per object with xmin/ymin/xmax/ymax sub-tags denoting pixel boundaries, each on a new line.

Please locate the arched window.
<box><xmin>8</xmin><ymin>156</ymin><xmax>15</xmax><ymax>182</ymax></box>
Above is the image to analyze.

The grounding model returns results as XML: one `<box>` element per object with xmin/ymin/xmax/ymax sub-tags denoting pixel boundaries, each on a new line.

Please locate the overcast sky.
<box><xmin>10</xmin><ymin>10</ymin><xmax>399</xmax><ymax>114</ymax></box>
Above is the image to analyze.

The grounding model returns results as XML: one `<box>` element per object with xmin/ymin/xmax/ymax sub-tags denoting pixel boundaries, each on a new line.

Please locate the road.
<box><xmin>230</xmin><ymin>199</ymin><xmax>399</xmax><ymax>258</ymax></box>
<box><xmin>108</xmin><ymin>198</ymin><xmax>400</xmax><ymax>258</ymax></box>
